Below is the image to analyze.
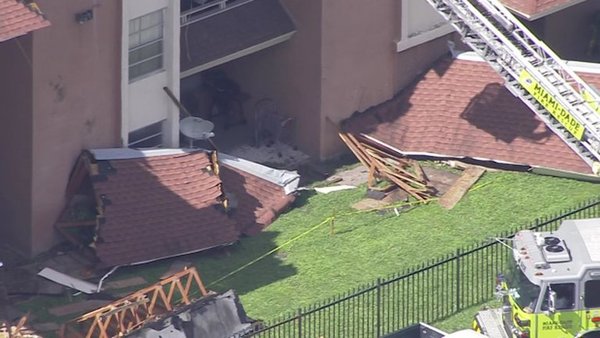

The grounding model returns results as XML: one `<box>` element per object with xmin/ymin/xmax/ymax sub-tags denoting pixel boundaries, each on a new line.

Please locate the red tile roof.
<box><xmin>0</xmin><ymin>0</ymin><xmax>49</xmax><ymax>43</ymax></box>
<box><xmin>221</xmin><ymin>164</ymin><xmax>295</xmax><ymax>235</ymax></box>
<box><xmin>344</xmin><ymin>56</ymin><xmax>600</xmax><ymax>175</ymax></box>
<box><xmin>500</xmin><ymin>0</ymin><xmax>582</xmax><ymax>17</ymax></box>
<box><xmin>91</xmin><ymin>151</ymin><xmax>239</xmax><ymax>267</ymax></box>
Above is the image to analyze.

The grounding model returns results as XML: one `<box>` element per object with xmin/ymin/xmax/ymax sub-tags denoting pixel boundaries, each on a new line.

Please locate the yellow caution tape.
<box><xmin>207</xmin><ymin>217</ymin><xmax>334</xmax><ymax>287</ymax></box>
<box><xmin>206</xmin><ymin>199</ymin><xmax>435</xmax><ymax>287</ymax></box>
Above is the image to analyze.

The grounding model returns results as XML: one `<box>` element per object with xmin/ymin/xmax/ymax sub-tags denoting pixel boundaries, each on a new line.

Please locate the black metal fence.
<box><xmin>247</xmin><ymin>197</ymin><xmax>600</xmax><ymax>337</ymax></box>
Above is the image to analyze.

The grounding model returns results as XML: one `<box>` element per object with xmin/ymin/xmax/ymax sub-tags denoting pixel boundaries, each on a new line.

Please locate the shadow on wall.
<box><xmin>340</xmin><ymin>54</ymin><xmax>454</xmax><ymax>136</ymax></box>
<box><xmin>460</xmin><ymin>83</ymin><xmax>553</xmax><ymax>143</ymax></box>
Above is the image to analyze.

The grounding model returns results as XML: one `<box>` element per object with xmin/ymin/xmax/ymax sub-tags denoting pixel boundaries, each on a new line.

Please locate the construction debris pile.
<box><xmin>0</xmin><ymin>317</ymin><xmax>40</xmax><ymax>338</ymax></box>
<box><xmin>339</xmin><ymin>132</ymin><xmax>436</xmax><ymax>201</ymax></box>
<box><xmin>60</xmin><ymin>267</ymin><xmax>256</xmax><ymax>338</ymax></box>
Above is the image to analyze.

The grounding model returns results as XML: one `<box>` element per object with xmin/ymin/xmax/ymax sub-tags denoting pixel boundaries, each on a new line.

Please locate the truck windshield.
<box><xmin>505</xmin><ymin>263</ymin><xmax>540</xmax><ymax>311</ymax></box>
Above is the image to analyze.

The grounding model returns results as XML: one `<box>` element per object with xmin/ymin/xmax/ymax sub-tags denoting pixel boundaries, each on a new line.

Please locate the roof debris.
<box><xmin>56</xmin><ymin>148</ymin><xmax>299</xmax><ymax>267</ymax></box>
<box><xmin>339</xmin><ymin>132</ymin><xmax>436</xmax><ymax>201</ymax></box>
<box><xmin>343</xmin><ymin>56</ymin><xmax>600</xmax><ymax>176</ymax></box>
<box><xmin>0</xmin><ymin>0</ymin><xmax>50</xmax><ymax>43</ymax></box>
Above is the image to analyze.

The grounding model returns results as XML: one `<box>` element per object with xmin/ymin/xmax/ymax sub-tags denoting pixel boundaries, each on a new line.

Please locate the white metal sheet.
<box><xmin>577</xmin><ymin>221</ymin><xmax>600</xmax><ymax>262</ymax></box>
<box><xmin>38</xmin><ymin>267</ymin><xmax>98</xmax><ymax>294</ymax></box>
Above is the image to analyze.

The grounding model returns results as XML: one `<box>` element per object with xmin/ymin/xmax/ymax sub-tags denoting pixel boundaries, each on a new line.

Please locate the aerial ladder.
<box><xmin>425</xmin><ymin>0</ymin><xmax>600</xmax><ymax>175</ymax></box>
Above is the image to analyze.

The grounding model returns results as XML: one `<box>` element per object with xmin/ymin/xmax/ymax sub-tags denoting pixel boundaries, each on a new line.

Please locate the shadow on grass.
<box><xmin>108</xmin><ymin>230</ymin><xmax>297</xmax><ymax>298</ymax></box>
<box><xmin>288</xmin><ymin>189</ymin><xmax>316</xmax><ymax>209</ymax></box>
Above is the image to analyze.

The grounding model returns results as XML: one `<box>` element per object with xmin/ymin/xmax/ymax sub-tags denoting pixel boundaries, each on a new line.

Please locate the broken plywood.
<box><xmin>438</xmin><ymin>167</ymin><xmax>486</xmax><ymax>209</ymax></box>
<box><xmin>339</xmin><ymin>132</ymin><xmax>435</xmax><ymax>201</ymax></box>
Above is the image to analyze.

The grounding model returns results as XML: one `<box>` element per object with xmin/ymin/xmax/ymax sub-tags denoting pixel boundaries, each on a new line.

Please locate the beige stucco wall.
<box><xmin>319</xmin><ymin>0</ymin><xmax>398</xmax><ymax>158</ymax></box>
<box><xmin>319</xmin><ymin>0</ymin><xmax>453</xmax><ymax>158</ymax></box>
<box><xmin>29</xmin><ymin>0</ymin><xmax>121</xmax><ymax>255</ymax></box>
<box><xmin>0</xmin><ymin>36</ymin><xmax>34</xmax><ymax>255</ymax></box>
<box><xmin>224</xmin><ymin>0</ymin><xmax>451</xmax><ymax>159</ymax></box>
<box><xmin>221</xmin><ymin>0</ymin><xmax>323</xmax><ymax>157</ymax></box>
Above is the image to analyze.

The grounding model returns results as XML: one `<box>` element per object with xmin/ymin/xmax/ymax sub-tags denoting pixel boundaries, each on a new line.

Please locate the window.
<box><xmin>585</xmin><ymin>280</ymin><xmax>600</xmax><ymax>308</ymax></box>
<box><xmin>129</xmin><ymin>10</ymin><xmax>164</xmax><ymax>81</ymax></box>
<box><xmin>128</xmin><ymin>120</ymin><xmax>164</xmax><ymax>148</ymax></box>
<box><xmin>542</xmin><ymin>283</ymin><xmax>576</xmax><ymax>310</ymax></box>
<box><xmin>396</xmin><ymin>0</ymin><xmax>454</xmax><ymax>52</ymax></box>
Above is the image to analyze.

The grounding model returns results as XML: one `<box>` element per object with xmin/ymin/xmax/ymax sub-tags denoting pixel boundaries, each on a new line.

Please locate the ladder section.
<box><xmin>425</xmin><ymin>0</ymin><xmax>600</xmax><ymax>174</ymax></box>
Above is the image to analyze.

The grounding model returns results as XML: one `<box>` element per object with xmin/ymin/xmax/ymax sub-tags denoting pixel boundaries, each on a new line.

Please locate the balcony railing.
<box><xmin>180</xmin><ymin>0</ymin><xmax>254</xmax><ymax>26</ymax></box>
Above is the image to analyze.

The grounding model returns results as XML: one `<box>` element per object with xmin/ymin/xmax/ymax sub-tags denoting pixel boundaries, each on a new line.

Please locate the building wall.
<box><xmin>221</xmin><ymin>0</ymin><xmax>324</xmax><ymax>157</ymax></box>
<box><xmin>319</xmin><ymin>0</ymin><xmax>453</xmax><ymax>158</ymax></box>
<box><xmin>29</xmin><ymin>0</ymin><xmax>121</xmax><ymax>255</ymax></box>
<box><xmin>121</xmin><ymin>0</ymin><xmax>180</xmax><ymax>147</ymax></box>
<box><xmin>534</xmin><ymin>0</ymin><xmax>600</xmax><ymax>61</ymax></box>
<box><xmin>0</xmin><ymin>36</ymin><xmax>34</xmax><ymax>255</ymax></box>
<box><xmin>319</xmin><ymin>0</ymin><xmax>398</xmax><ymax>157</ymax></box>
<box><xmin>224</xmin><ymin>0</ymin><xmax>451</xmax><ymax>159</ymax></box>
<box><xmin>392</xmin><ymin>36</ymin><xmax>453</xmax><ymax>91</ymax></box>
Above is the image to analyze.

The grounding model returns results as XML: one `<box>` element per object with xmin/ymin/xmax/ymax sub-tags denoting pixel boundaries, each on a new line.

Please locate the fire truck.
<box><xmin>394</xmin><ymin>219</ymin><xmax>600</xmax><ymax>338</ymax></box>
<box><xmin>472</xmin><ymin>218</ymin><xmax>600</xmax><ymax>338</ymax></box>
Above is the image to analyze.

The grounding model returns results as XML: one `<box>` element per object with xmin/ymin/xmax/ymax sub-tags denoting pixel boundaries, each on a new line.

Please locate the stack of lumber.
<box><xmin>339</xmin><ymin>133</ymin><xmax>435</xmax><ymax>201</ymax></box>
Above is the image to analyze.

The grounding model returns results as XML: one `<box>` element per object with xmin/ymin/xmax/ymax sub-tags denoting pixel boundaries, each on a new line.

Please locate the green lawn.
<box><xmin>19</xmin><ymin>169</ymin><xmax>600</xmax><ymax>329</ymax></box>
<box><xmin>113</xmin><ymin>169</ymin><xmax>599</xmax><ymax>320</ymax></box>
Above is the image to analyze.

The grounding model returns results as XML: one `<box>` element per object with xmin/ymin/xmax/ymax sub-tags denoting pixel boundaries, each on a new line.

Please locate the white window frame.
<box><xmin>396</xmin><ymin>0</ymin><xmax>454</xmax><ymax>52</ymax></box>
<box><xmin>128</xmin><ymin>9</ymin><xmax>165</xmax><ymax>82</ymax></box>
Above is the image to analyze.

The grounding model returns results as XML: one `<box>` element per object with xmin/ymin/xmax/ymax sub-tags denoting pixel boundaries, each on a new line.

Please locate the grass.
<box><xmin>433</xmin><ymin>299</ymin><xmax>503</xmax><ymax>333</ymax></box>
<box><xmin>18</xmin><ymin>168</ymin><xmax>600</xmax><ymax>330</ymax></box>
<box><xmin>203</xmin><ymin>170</ymin><xmax>599</xmax><ymax>320</ymax></box>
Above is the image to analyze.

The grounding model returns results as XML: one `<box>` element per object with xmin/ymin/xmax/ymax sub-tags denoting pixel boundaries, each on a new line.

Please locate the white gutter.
<box><xmin>219</xmin><ymin>152</ymin><xmax>300</xmax><ymax>195</ymax></box>
<box><xmin>89</xmin><ymin>148</ymin><xmax>300</xmax><ymax>194</ymax></box>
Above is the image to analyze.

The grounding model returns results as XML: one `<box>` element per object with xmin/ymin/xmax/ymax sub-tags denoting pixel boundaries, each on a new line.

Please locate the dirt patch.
<box><xmin>422</xmin><ymin>166</ymin><xmax>461</xmax><ymax>196</ymax></box>
<box><xmin>326</xmin><ymin>165</ymin><xmax>369</xmax><ymax>187</ymax></box>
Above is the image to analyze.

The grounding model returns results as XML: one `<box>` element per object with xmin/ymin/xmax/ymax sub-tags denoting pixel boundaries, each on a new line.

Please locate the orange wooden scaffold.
<box><xmin>60</xmin><ymin>267</ymin><xmax>208</xmax><ymax>338</ymax></box>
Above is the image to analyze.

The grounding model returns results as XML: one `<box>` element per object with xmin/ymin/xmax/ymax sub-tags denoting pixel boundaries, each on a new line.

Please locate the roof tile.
<box><xmin>0</xmin><ymin>0</ymin><xmax>50</xmax><ymax>43</ymax></box>
<box><xmin>220</xmin><ymin>165</ymin><xmax>295</xmax><ymax>235</ymax></box>
<box><xmin>500</xmin><ymin>0</ymin><xmax>582</xmax><ymax>17</ymax></box>
<box><xmin>92</xmin><ymin>151</ymin><xmax>239</xmax><ymax>267</ymax></box>
<box><xmin>344</xmin><ymin>57</ymin><xmax>600</xmax><ymax>175</ymax></box>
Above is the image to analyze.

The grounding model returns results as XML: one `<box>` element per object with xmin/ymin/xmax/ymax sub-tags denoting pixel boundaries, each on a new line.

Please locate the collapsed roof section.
<box><xmin>58</xmin><ymin>148</ymin><xmax>299</xmax><ymax>267</ymax></box>
<box><xmin>0</xmin><ymin>0</ymin><xmax>50</xmax><ymax>43</ymax></box>
<box><xmin>343</xmin><ymin>54</ymin><xmax>600</xmax><ymax>178</ymax></box>
<box><xmin>499</xmin><ymin>0</ymin><xmax>587</xmax><ymax>19</ymax></box>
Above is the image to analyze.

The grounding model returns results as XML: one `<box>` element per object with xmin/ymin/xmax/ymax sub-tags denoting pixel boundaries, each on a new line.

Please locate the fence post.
<box><xmin>377</xmin><ymin>278</ymin><xmax>381</xmax><ymax>337</ymax></box>
<box><xmin>456</xmin><ymin>248</ymin><xmax>461</xmax><ymax>312</ymax></box>
<box><xmin>297</xmin><ymin>308</ymin><xmax>302</xmax><ymax>338</ymax></box>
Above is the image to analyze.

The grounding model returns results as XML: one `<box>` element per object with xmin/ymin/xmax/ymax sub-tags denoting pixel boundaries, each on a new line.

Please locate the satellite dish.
<box><xmin>179</xmin><ymin>116</ymin><xmax>215</xmax><ymax>140</ymax></box>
